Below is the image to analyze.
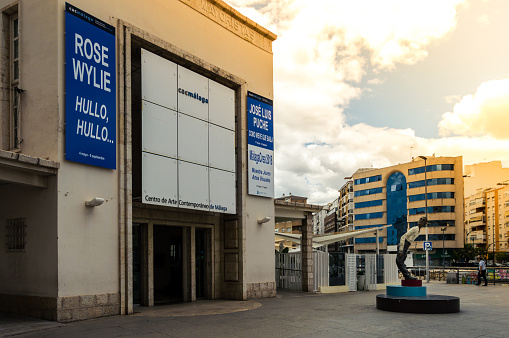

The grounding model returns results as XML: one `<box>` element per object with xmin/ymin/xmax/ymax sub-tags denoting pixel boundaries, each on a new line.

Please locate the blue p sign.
<box><xmin>424</xmin><ymin>241</ymin><xmax>432</xmax><ymax>251</ymax></box>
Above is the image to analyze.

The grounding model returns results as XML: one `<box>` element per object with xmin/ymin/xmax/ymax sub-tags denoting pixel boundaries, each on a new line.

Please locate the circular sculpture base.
<box><xmin>376</xmin><ymin>294</ymin><xmax>460</xmax><ymax>314</ymax></box>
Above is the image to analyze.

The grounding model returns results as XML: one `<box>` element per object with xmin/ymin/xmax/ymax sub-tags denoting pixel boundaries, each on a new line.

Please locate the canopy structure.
<box><xmin>275</xmin><ymin>225</ymin><xmax>390</xmax><ymax>249</ymax></box>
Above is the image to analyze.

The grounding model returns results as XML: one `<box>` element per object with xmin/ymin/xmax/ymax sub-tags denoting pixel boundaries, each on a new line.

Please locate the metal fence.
<box><xmin>276</xmin><ymin>252</ymin><xmax>398</xmax><ymax>291</ymax></box>
<box><xmin>275</xmin><ymin>252</ymin><xmax>302</xmax><ymax>290</ymax></box>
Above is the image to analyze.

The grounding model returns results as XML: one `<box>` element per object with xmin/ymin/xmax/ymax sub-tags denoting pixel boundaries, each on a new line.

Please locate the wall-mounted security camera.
<box><xmin>258</xmin><ymin>216</ymin><xmax>271</xmax><ymax>224</ymax></box>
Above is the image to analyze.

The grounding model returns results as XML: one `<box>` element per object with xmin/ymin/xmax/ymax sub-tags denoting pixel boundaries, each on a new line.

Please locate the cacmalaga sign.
<box><xmin>65</xmin><ymin>3</ymin><xmax>116</xmax><ymax>169</ymax></box>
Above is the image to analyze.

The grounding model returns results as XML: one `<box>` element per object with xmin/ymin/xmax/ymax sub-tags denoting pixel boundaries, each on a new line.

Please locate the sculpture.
<box><xmin>396</xmin><ymin>217</ymin><xmax>427</xmax><ymax>280</ymax></box>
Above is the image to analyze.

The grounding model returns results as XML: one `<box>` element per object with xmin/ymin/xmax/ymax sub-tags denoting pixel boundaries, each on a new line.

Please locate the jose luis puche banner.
<box><xmin>247</xmin><ymin>91</ymin><xmax>274</xmax><ymax>198</ymax></box>
<box><xmin>65</xmin><ymin>3</ymin><xmax>116</xmax><ymax>169</ymax></box>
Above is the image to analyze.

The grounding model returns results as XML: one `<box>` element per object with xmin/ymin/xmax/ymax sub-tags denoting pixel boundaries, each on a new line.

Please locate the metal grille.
<box><xmin>6</xmin><ymin>218</ymin><xmax>26</xmax><ymax>252</ymax></box>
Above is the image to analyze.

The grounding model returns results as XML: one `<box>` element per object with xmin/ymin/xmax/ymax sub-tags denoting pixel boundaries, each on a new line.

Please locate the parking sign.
<box><xmin>424</xmin><ymin>241</ymin><xmax>432</xmax><ymax>251</ymax></box>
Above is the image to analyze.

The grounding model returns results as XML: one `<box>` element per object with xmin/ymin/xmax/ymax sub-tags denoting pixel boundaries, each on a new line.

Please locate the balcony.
<box><xmin>467</xmin><ymin>231</ymin><xmax>486</xmax><ymax>245</ymax></box>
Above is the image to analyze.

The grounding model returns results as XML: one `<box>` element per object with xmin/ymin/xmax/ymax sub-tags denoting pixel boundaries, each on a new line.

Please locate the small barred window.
<box><xmin>6</xmin><ymin>217</ymin><xmax>26</xmax><ymax>252</ymax></box>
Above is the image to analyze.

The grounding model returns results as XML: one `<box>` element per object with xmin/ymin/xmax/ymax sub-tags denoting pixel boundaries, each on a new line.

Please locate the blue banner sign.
<box><xmin>247</xmin><ymin>91</ymin><xmax>274</xmax><ymax>197</ymax></box>
<box><xmin>65</xmin><ymin>3</ymin><xmax>116</xmax><ymax>169</ymax></box>
<box><xmin>247</xmin><ymin>91</ymin><xmax>273</xmax><ymax>151</ymax></box>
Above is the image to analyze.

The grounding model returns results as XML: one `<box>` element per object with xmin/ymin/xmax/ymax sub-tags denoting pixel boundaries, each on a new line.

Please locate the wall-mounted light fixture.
<box><xmin>258</xmin><ymin>216</ymin><xmax>271</xmax><ymax>224</ymax></box>
<box><xmin>85</xmin><ymin>197</ymin><xmax>105</xmax><ymax>207</ymax></box>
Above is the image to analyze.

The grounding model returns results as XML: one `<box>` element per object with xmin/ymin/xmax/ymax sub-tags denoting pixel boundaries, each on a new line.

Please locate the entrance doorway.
<box><xmin>154</xmin><ymin>225</ymin><xmax>183</xmax><ymax>304</ymax></box>
<box><xmin>195</xmin><ymin>228</ymin><xmax>207</xmax><ymax>299</ymax></box>
<box><xmin>133</xmin><ymin>223</ymin><xmax>142</xmax><ymax>305</ymax></box>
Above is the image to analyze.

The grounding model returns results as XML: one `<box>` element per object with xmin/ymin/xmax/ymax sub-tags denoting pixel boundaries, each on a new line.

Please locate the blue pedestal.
<box><xmin>386</xmin><ymin>285</ymin><xmax>427</xmax><ymax>297</ymax></box>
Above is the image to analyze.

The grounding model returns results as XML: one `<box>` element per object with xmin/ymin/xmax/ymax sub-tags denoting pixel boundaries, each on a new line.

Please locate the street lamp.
<box><xmin>441</xmin><ymin>225</ymin><xmax>448</xmax><ymax>270</ymax></box>
<box><xmin>418</xmin><ymin>155</ymin><xmax>429</xmax><ymax>283</ymax></box>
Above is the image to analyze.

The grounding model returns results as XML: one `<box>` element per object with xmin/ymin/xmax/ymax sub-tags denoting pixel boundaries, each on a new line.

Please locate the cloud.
<box><xmin>226</xmin><ymin>1</ymin><xmax>509</xmax><ymax>204</ymax></box>
<box><xmin>438</xmin><ymin>78</ymin><xmax>509</xmax><ymax>139</ymax></box>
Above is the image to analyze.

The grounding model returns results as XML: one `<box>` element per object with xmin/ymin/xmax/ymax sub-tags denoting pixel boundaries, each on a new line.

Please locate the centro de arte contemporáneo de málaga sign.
<box><xmin>247</xmin><ymin>91</ymin><xmax>274</xmax><ymax>198</ymax></box>
<box><xmin>65</xmin><ymin>3</ymin><xmax>116</xmax><ymax>169</ymax></box>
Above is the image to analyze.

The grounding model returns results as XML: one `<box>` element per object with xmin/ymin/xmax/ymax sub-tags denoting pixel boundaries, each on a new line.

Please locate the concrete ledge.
<box><xmin>0</xmin><ymin>293</ymin><xmax>120</xmax><ymax>323</ymax></box>
<box><xmin>246</xmin><ymin>282</ymin><xmax>276</xmax><ymax>299</ymax></box>
<box><xmin>319</xmin><ymin>285</ymin><xmax>349</xmax><ymax>293</ymax></box>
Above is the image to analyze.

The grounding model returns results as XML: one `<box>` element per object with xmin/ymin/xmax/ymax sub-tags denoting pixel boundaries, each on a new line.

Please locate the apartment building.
<box><xmin>351</xmin><ymin>156</ymin><xmax>464</xmax><ymax>264</ymax></box>
<box><xmin>338</xmin><ymin>180</ymin><xmax>354</xmax><ymax>253</ymax></box>
<box><xmin>486</xmin><ymin>185</ymin><xmax>509</xmax><ymax>253</ymax></box>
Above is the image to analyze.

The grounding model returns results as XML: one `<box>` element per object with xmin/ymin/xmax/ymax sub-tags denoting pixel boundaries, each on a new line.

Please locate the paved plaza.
<box><xmin>1</xmin><ymin>281</ymin><xmax>508</xmax><ymax>337</ymax></box>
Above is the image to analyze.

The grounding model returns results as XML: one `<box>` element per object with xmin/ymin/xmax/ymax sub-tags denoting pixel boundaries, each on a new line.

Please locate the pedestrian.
<box><xmin>477</xmin><ymin>256</ymin><xmax>487</xmax><ymax>286</ymax></box>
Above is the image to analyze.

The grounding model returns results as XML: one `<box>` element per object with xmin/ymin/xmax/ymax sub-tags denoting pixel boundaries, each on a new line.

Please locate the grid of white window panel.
<box><xmin>141</xmin><ymin>49</ymin><xmax>236</xmax><ymax>214</ymax></box>
<box><xmin>6</xmin><ymin>217</ymin><xmax>25</xmax><ymax>252</ymax></box>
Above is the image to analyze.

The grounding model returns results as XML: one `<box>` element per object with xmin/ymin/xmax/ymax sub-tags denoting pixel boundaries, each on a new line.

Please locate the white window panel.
<box><xmin>142</xmin><ymin>153</ymin><xmax>178</xmax><ymax>207</ymax></box>
<box><xmin>141</xmin><ymin>49</ymin><xmax>177</xmax><ymax>111</ymax></box>
<box><xmin>178</xmin><ymin>161</ymin><xmax>209</xmax><ymax>212</ymax></box>
<box><xmin>177</xmin><ymin>66</ymin><xmax>208</xmax><ymax>121</ymax></box>
<box><xmin>142</xmin><ymin>101</ymin><xmax>177</xmax><ymax>158</ymax></box>
<box><xmin>209</xmin><ymin>168</ymin><xmax>236</xmax><ymax>214</ymax></box>
<box><xmin>178</xmin><ymin>113</ymin><xmax>208</xmax><ymax>166</ymax></box>
<box><xmin>209</xmin><ymin>80</ymin><xmax>235</xmax><ymax>130</ymax></box>
<box><xmin>209</xmin><ymin>124</ymin><xmax>235</xmax><ymax>172</ymax></box>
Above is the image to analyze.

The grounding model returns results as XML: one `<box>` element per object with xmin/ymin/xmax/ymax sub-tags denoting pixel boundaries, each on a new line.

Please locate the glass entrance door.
<box><xmin>154</xmin><ymin>225</ymin><xmax>183</xmax><ymax>304</ymax></box>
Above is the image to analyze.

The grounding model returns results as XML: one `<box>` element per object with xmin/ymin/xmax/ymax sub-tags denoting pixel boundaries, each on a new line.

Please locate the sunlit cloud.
<box><xmin>438</xmin><ymin>78</ymin><xmax>509</xmax><ymax>139</ymax></box>
<box><xmin>227</xmin><ymin>0</ymin><xmax>509</xmax><ymax>204</ymax></box>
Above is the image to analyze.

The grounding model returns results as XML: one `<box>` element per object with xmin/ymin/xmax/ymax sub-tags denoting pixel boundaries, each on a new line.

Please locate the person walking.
<box><xmin>477</xmin><ymin>256</ymin><xmax>487</xmax><ymax>286</ymax></box>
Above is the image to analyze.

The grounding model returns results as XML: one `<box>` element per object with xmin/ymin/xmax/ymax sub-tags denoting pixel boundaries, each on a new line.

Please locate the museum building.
<box><xmin>0</xmin><ymin>0</ymin><xmax>277</xmax><ymax>322</ymax></box>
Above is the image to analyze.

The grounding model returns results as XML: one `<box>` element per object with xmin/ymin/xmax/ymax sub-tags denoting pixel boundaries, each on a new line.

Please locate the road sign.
<box><xmin>424</xmin><ymin>241</ymin><xmax>432</xmax><ymax>251</ymax></box>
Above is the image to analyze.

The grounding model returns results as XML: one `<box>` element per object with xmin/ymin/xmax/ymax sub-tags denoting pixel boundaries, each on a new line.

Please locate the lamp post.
<box><xmin>441</xmin><ymin>225</ymin><xmax>447</xmax><ymax>269</ymax></box>
<box><xmin>418</xmin><ymin>155</ymin><xmax>429</xmax><ymax>283</ymax></box>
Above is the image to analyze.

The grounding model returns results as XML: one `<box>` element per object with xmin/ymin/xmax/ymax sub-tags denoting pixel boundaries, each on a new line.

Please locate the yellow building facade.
<box><xmin>351</xmin><ymin>156</ymin><xmax>464</xmax><ymax>264</ymax></box>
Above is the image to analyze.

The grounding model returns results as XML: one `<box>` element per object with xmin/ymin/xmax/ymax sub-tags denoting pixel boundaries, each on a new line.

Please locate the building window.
<box><xmin>408</xmin><ymin>206</ymin><xmax>455</xmax><ymax>215</ymax></box>
<box><xmin>355</xmin><ymin>212</ymin><xmax>384</xmax><ymax>220</ymax></box>
<box><xmin>10</xmin><ymin>13</ymin><xmax>20</xmax><ymax>150</ymax></box>
<box><xmin>354</xmin><ymin>175</ymin><xmax>381</xmax><ymax>185</ymax></box>
<box><xmin>409</xmin><ymin>192</ymin><xmax>454</xmax><ymax>202</ymax></box>
<box><xmin>409</xmin><ymin>220</ymin><xmax>455</xmax><ymax>228</ymax></box>
<box><xmin>354</xmin><ymin>187</ymin><xmax>383</xmax><ymax>197</ymax></box>
<box><xmin>5</xmin><ymin>217</ymin><xmax>26</xmax><ymax>252</ymax></box>
<box><xmin>408</xmin><ymin>178</ymin><xmax>454</xmax><ymax>189</ymax></box>
<box><xmin>408</xmin><ymin>164</ymin><xmax>454</xmax><ymax>175</ymax></box>
<box><xmin>354</xmin><ymin>199</ymin><xmax>383</xmax><ymax>209</ymax></box>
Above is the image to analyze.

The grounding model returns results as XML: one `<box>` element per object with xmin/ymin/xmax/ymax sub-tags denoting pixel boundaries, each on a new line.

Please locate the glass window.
<box><xmin>354</xmin><ymin>175</ymin><xmax>382</xmax><ymax>185</ymax></box>
<box><xmin>416</xmin><ymin>234</ymin><xmax>455</xmax><ymax>241</ymax></box>
<box><xmin>408</xmin><ymin>178</ymin><xmax>454</xmax><ymax>189</ymax></box>
<box><xmin>10</xmin><ymin>14</ymin><xmax>20</xmax><ymax>150</ymax></box>
<box><xmin>408</xmin><ymin>206</ymin><xmax>455</xmax><ymax>215</ymax></box>
<box><xmin>354</xmin><ymin>199</ymin><xmax>383</xmax><ymax>209</ymax></box>
<box><xmin>408</xmin><ymin>164</ymin><xmax>454</xmax><ymax>175</ymax></box>
<box><xmin>355</xmin><ymin>212</ymin><xmax>383</xmax><ymax>220</ymax></box>
<box><xmin>408</xmin><ymin>192</ymin><xmax>454</xmax><ymax>202</ymax></box>
<box><xmin>355</xmin><ymin>224</ymin><xmax>384</xmax><ymax>230</ymax></box>
<box><xmin>386</xmin><ymin>172</ymin><xmax>407</xmax><ymax>246</ymax></box>
<box><xmin>409</xmin><ymin>220</ymin><xmax>455</xmax><ymax>227</ymax></box>
<box><xmin>354</xmin><ymin>187</ymin><xmax>383</xmax><ymax>197</ymax></box>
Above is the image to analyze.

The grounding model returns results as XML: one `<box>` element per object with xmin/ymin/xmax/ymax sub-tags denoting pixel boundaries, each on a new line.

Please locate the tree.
<box><xmin>452</xmin><ymin>243</ymin><xmax>479</xmax><ymax>262</ymax></box>
<box><xmin>496</xmin><ymin>251</ymin><xmax>508</xmax><ymax>262</ymax></box>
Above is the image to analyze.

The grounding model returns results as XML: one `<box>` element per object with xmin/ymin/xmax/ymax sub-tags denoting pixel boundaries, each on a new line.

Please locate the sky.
<box><xmin>228</xmin><ymin>0</ymin><xmax>509</xmax><ymax>205</ymax></box>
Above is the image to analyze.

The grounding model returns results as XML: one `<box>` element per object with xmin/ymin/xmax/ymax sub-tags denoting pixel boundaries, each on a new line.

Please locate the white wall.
<box><xmin>245</xmin><ymin>195</ymin><xmax>276</xmax><ymax>283</ymax></box>
<box><xmin>0</xmin><ymin>179</ymin><xmax>58</xmax><ymax>297</ymax></box>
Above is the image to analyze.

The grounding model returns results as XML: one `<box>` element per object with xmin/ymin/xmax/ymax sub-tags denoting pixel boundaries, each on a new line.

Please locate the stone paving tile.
<box><xmin>3</xmin><ymin>281</ymin><xmax>509</xmax><ymax>337</ymax></box>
